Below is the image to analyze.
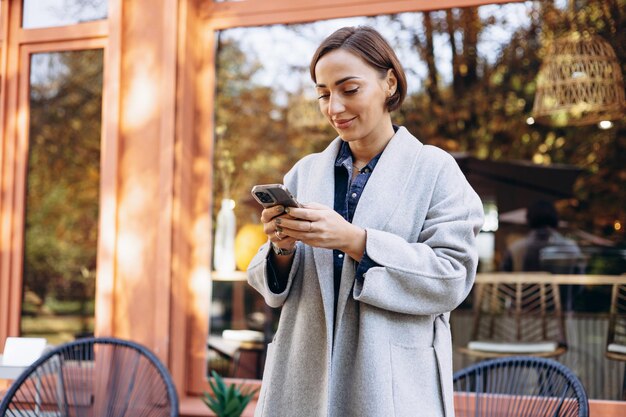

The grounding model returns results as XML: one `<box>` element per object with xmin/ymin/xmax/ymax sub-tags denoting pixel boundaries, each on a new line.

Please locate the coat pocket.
<box><xmin>256</xmin><ymin>342</ymin><xmax>276</xmax><ymax>417</ymax></box>
<box><xmin>390</xmin><ymin>344</ymin><xmax>445</xmax><ymax>417</ymax></box>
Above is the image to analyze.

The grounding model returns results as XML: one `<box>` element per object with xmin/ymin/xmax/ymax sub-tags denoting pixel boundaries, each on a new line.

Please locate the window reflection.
<box><xmin>210</xmin><ymin>4</ymin><xmax>543</xmax><ymax>247</ymax></box>
<box><xmin>22</xmin><ymin>0</ymin><xmax>107</xmax><ymax>29</ymax></box>
<box><xmin>21</xmin><ymin>49</ymin><xmax>103</xmax><ymax>345</ymax></box>
<box><xmin>209</xmin><ymin>3</ymin><xmax>545</xmax><ymax>379</ymax></box>
<box><xmin>209</xmin><ymin>0</ymin><xmax>625</xmax><ymax>398</ymax></box>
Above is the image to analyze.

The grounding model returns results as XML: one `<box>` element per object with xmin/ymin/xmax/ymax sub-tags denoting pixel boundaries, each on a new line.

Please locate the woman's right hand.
<box><xmin>261</xmin><ymin>205</ymin><xmax>297</xmax><ymax>252</ymax></box>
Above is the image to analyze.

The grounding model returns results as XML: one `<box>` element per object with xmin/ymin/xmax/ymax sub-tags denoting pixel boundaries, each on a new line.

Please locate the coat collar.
<box><xmin>305</xmin><ymin>126</ymin><xmax>423</xmax><ymax>228</ymax></box>
<box><xmin>351</xmin><ymin>126</ymin><xmax>423</xmax><ymax>229</ymax></box>
<box><xmin>304</xmin><ymin>127</ymin><xmax>424</xmax><ymax>333</ymax></box>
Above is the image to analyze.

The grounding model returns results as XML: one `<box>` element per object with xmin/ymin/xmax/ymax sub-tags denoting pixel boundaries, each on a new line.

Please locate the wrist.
<box><xmin>271</xmin><ymin>241</ymin><xmax>296</xmax><ymax>256</ymax></box>
<box><xmin>343</xmin><ymin>225</ymin><xmax>366</xmax><ymax>261</ymax></box>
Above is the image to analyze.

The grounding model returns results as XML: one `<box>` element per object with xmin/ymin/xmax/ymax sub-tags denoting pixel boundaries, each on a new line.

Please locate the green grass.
<box><xmin>21</xmin><ymin>315</ymin><xmax>94</xmax><ymax>345</ymax></box>
<box><xmin>22</xmin><ymin>298</ymin><xmax>94</xmax><ymax>316</ymax></box>
<box><xmin>47</xmin><ymin>299</ymin><xmax>94</xmax><ymax>315</ymax></box>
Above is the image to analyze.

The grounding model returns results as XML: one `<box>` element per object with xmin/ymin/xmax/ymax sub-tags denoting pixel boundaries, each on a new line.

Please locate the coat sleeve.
<box><xmin>353</xmin><ymin>157</ymin><xmax>484</xmax><ymax>315</ymax></box>
<box><xmin>247</xmin><ymin>242</ymin><xmax>303</xmax><ymax>308</ymax></box>
<box><xmin>246</xmin><ymin>165</ymin><xmax>304</xmax><ymax>308</ymax></box>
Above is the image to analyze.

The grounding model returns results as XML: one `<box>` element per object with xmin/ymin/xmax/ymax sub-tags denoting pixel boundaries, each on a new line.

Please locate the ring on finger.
<box><xmin>308</xmin><ymin>221</ymin><xmax>313</xmax><ymax>233</ymax></box>
<box><xmin>275</xmin><ymin>230</ymin><xmax>282</xmax><ymax>240</ymax></box>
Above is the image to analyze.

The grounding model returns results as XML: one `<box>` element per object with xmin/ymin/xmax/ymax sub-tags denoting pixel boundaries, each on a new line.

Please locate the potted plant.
<box><xmin>202</xmin><ymin>371</ymin><xmax>259</xmax><ymax>417</ymax></box>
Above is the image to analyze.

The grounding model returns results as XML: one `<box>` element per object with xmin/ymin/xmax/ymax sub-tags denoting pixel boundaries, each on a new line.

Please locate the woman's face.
<box><xmin>314</xmin><ymin>49</ymin><xmax>396</xmax><ymax>145</ymax></box>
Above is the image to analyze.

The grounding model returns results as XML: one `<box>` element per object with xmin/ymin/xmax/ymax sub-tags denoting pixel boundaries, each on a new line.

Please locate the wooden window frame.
<box><xmin>0</xmin><ymin>0</ymin><xmax>118</xmax><ymax>350</ymax></box>
<box><xmin>179</xmin><ymin>0</ymin><xmax>520</xmax><ymax>397</ymax></box>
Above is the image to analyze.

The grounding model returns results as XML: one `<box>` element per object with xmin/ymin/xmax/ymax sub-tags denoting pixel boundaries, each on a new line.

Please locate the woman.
<box><xmin>247</xmin><ymin>26</ymin><xmax>484</xmax><ymax>417</ymax></box>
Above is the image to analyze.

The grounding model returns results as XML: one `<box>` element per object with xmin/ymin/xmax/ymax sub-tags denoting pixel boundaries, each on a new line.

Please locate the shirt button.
<box><xmin>338</xmin><ymin>254</ymin><xmax>344</xmax><ymax>259</ymax></box>
<box><xmin>351</xmin><ymin>192</ymin><xmax>357</xmax><ymax>198</ymax></box>
<box><xmin>363</xmin><ymin>168</ymin><xmax>370</xmax><ymax>173</ymax></box>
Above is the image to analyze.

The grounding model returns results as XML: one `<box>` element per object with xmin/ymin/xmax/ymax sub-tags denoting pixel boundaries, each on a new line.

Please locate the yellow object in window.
<box><xmin>235</xmin><ymin>223</ymin><xmax>268</xmax><ymax>271</ymax></box>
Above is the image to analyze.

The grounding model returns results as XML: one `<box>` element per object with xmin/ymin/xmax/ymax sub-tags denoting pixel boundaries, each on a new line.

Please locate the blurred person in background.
<box><xmin>501</xmin><ymin>199</ymin><xmax>583</xmax><ymax>273</ymax></box>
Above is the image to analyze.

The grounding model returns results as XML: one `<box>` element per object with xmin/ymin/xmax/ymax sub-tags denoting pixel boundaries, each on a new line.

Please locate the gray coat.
<box><xmin>248</xmin><ymin>127</ymin><xmax>484</xmax><ymax>417</ymax></box>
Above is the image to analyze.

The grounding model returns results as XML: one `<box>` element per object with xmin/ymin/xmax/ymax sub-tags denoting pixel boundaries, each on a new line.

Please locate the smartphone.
<box><xmin>251</xmin><ymin>184</ymin><xmax>301</xmax><ymax>209</ymax></box>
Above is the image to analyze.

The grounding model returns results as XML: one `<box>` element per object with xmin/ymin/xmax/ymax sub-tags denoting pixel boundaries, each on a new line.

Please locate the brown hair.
<box><xmin>310</xmin><ymin>26</ymin><xmax>407</xmax><ymax>112</ymax></box>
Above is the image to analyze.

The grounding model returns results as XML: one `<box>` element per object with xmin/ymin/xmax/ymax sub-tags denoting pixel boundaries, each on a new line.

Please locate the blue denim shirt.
<box><xmin>332</xmin><ymin>140</ymin><xmax>382</xmax><ymax>305</ymax></box>
<box><xmin>267</xmin><ymin>137</ymin><xmax>386</xmax><ymax>298</ymax></box>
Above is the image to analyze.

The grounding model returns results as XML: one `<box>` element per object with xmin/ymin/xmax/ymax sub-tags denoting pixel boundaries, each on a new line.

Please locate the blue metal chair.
<box><xmin>0</xmin><ymin>337</ymin><xmax>179</xmax><ymax>416</ymax></box>
<box><xmin>606</xmin><ymin>283</ymin><xmax>626</xmax><ymax>400</ymax></box>
<box><xmin>454</xmin><ymin>356</ymin><xmax>588</xmax><ymax>417</ymax></box>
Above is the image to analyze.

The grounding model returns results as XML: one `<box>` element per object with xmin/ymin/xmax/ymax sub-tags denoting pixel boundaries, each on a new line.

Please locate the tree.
<box><xmin>24</xmin><ymin>49</ymin><xmax>102</xmax><ymax>327</ymax></box>
<box><xmin>392</xmin><ymin>1</ymin><xmax>625</xmax><ymax>240</ymax></box>
<box><xmin>212</xmin><ymin>0</ymin><xmax>625</xmax><ymax>242</ymax></box>
<box><xmin>213</xmin><ymin>37</ymin><xmax>333</xmax><ymax>231</ymax></box>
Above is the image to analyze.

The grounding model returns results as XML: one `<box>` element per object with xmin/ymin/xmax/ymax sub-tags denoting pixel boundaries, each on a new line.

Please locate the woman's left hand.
<box><xmin>275</xmin><ymin>202</ymin><xmax>366</xmax><ymax>261</ymax></box>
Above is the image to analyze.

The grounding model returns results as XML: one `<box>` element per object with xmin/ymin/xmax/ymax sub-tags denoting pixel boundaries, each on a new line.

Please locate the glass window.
<box><xmin>21</xmin><ymin>49</ymin><xmax>103</xmax><ymax>345</ymax></box>
<box><xmin>210</xmin><ymin>0</ymin><xmax>625</xmax><ymax>399</ymax></box>
<box><xmin>22</xmin><ymin>0</ymin><xmax>107</xmax><ymax>29</ymax></box>
<box><xmin>211</xmin><ymin>4</ymin><xmax>546</xmax><ymax>239</ymax></box>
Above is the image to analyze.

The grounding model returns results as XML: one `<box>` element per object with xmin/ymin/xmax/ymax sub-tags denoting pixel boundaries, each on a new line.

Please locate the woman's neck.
<box><xmin>349</xmin><ymin>121</ymin><xmax>395</xmax><ymax>166</ymax></box>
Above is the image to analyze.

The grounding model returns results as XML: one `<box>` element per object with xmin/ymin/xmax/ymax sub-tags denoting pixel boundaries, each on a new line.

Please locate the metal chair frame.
<box><xmin>606</xmin><ymin>283</ymin><xmax>626</xmax><ymax>400</ymax></box>
<box><xmin>0</xmin><ymin>337</ymin><xmax>179</xmax><ymax>417</ymax></box>
<box><xmin>454</xmin><ymin>356</ymin><xmax>589</xmax><ymax>417</ymax></box>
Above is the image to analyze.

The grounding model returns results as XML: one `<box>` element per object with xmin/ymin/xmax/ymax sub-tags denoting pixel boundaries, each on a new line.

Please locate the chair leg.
<box><xmin>622</xmin><ymin>363</ymin><xmax>626</xmax><ymax>401</ymax></box>
<box><xmin>232</xmin><ymin>350</ymin><xmax>241</xmax><ymax>378</ymax></box>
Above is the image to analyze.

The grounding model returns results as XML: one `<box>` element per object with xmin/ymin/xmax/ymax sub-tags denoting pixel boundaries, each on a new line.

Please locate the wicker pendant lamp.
<box><xmin>533</xmin><ymin>31</ymin><xmax>625</xmax><ymax>126</ymax></box>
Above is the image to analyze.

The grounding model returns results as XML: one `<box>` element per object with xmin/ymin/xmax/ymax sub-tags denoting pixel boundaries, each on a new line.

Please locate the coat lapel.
<box><xmin>302</xmin><ymin>129</ymin><xmax>424</xmax><ymax>340</ymax></box>
<box><xmin>335</xmin><ymin>127</ymin><xmax>423</xmax><ymax>330</ymax></box>
<box><xmin>304</xmin><ymin>138</ymin><xmax>342</xmax><ymax>333</ymax></box>
<box><xmin>351</xmin><ymin>126</ymin><xmax>422</xmax><ymax>230</ymax></box>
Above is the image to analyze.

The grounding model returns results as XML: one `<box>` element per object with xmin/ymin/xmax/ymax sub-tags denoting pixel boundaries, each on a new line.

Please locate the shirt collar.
<box><xmin>334</xmin><ymin>125</ymin><xmax>399</xmax><ymax>170</ymax></box>
<box><xmin>335</xmin><ymin>140</ymin><xmax>353</xmax><ymax>168</ymax></box>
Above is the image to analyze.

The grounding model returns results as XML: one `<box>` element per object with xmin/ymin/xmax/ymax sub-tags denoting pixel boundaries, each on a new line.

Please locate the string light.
<box><xmin>598</xmin><ymin>120</ymin><xmax>613</xmax><ymax>130</ymax></box>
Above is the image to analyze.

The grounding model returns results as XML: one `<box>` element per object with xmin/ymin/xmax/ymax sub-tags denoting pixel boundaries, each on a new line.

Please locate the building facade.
<box><xmin>1</xmin><ymin>1</ymin><xmax>624</xmax><ymax>415</ymax></box>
